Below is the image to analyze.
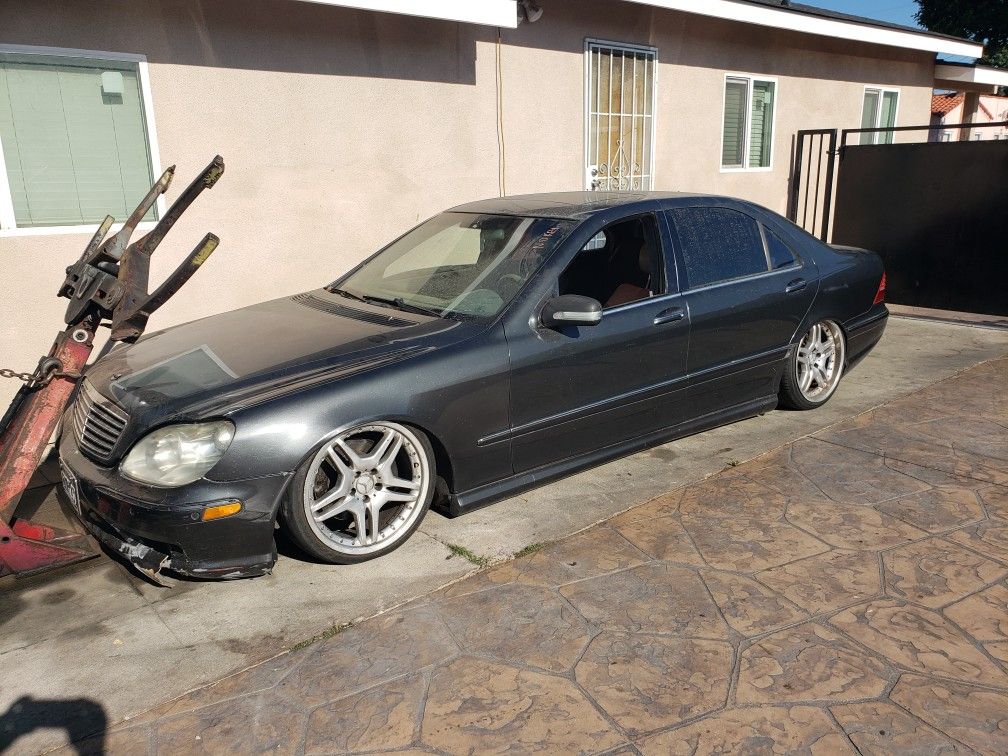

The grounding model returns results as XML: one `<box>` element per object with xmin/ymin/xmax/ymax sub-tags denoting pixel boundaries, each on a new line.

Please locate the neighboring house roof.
<box><xmin>931</xmin><ymin>93</ymin><xmax>964</xmax><ymax>115</ymax></box>
<box><xmin>932</xmin><ymin>92</ymin><xmax>1006</xmax><ymax>122</ymax></box>
<box><xmin>297</xmin><ymin>0</ymin><xmax>984</xmax><ymax>58</ymax></box>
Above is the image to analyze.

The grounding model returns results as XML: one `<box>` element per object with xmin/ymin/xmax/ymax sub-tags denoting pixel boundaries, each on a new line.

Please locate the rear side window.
<box><xmin>762</xmin><ymin>225</ymin><xmax>798</xmax><ymax>269</ymax></box>
<box><xmin>670</xmin><ymin>207</ymin><xmax>768</xmax><ymax>288</ymax></box>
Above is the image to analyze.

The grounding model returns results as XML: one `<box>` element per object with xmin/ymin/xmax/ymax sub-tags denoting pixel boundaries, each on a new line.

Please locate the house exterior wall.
<box><xmin>0</xmin><ymin>0</ymin><xmax>935</xmax><ymax>405</ymax></box>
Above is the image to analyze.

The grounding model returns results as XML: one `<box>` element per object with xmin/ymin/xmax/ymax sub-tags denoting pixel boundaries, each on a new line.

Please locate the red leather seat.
<box><xmin>604</xmin><ymin>242</ymin><xmax>653</xmax><ymax>308</ymax></box>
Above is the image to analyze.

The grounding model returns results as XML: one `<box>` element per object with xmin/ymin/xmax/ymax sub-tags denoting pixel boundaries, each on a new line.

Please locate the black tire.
<box><xmin>280</xmin><ymin>422</ymin><xmax>436</xmax><ymax>565</ymax></box>
<box><xmin>779</xmin><ymin>320</ymin><xmax>846</xmax><ymax>410</ymax></box>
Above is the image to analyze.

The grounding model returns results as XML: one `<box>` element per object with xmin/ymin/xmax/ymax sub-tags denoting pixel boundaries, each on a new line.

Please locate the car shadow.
<box><xmin>0</xmin><ymin>695</ymin><xmax>108</xmax><ymax>755</ymax></box>
<box><xmin>274</xmin><ymin>528</ymin><xmax>327</xmax><ymax>565</ymax></box>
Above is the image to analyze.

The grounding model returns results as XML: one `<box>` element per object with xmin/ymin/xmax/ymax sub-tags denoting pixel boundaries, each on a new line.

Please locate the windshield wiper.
<box><xmin>328</xmin><ymin>287</ymin><xmax>367</xmax><ymax>303</ymax></box>
<box><xmin>360</xmin><ymin>294</ymin><xmax>443</xmax><ymax>318</ymax></box>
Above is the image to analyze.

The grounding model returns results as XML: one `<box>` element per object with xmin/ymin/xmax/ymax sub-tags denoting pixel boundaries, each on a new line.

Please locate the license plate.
<box><xmin>60</xmin><ymin>461</ymin><xmax>81</xmax><ymax>517</ymax></box>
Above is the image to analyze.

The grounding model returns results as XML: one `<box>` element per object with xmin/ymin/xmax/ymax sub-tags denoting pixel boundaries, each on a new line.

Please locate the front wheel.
<box><xmin>280</xmin><ymin>421</ymin><xmax>435</xmax><ymax>564</ymax></box>
<box><xmin>780</xmin><ymin>320</ymin><xmax>846</xmax><ymax>410</ymax></box>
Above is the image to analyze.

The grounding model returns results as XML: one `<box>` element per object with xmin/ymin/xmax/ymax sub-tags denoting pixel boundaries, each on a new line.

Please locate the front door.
<box><xmin>506</xmin><ymin>211</ymin><xmax>689</xmax><ymax>474</ymax></box>
<box><xmin>585</xmin><ymin>40</ymin><xmax>657</xmax><ymax>191</ymax></box>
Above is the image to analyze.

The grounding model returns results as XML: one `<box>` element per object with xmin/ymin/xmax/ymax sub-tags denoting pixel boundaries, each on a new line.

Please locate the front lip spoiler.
<box><xmin>76</xmin><ymin>508</ymin><xmax>173</xmax><ymax>586</ymax></box>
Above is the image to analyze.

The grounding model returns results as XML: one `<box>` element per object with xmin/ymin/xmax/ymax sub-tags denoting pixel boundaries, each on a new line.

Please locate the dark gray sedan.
<box><xmin>59</xmin><ymin>192</ymin><xmax>887</xmax><ymax>579</ymax></box>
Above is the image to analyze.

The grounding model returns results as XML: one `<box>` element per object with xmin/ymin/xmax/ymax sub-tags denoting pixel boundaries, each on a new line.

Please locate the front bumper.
<box><xmin>58</xmin><ymin>425</ymin><xmax>288</xmax><ymax>579</ymax></box>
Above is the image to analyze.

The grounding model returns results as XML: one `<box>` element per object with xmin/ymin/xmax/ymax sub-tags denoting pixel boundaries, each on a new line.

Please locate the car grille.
<box><xmin>72</xmin><ymin>381</ymin><xmax>129</xmax><ymax>464</ymax></box>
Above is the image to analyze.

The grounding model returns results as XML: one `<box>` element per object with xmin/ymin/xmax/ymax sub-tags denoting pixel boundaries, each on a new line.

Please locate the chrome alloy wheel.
<box><xmin>795</xmin><ymin>320</ymin><xmax>845</xmax><ymax>402</ymax></box>
<box><xmin>302</xmin><ymin>422</ymin><xmax>430</xmax><ymax>555</ymax></box>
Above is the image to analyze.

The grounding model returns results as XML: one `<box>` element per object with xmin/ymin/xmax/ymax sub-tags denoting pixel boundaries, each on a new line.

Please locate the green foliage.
<box><xmin>514</xmin><ymin>542</ymin><xmax>546</xmax><ymax>559</ymax></box>
<box><xmin>916</xmin><ymin>0</ymin><xmax>1008</xmax><ymax>68</ymax></box>
<box><xmin>445</xmin><ymin>542</ymin><xmax>491</xmax><ymax>568</ymax></box>
<box><xmin>291</xmin><ymin>621</ymin><xmax>353</xmax><ymax>651</ymax></box>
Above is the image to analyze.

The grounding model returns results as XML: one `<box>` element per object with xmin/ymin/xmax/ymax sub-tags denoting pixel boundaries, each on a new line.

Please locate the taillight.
<box><xmin>873</xmin><ymin>272</ymin><xmax>886</xmax><ymax>305</ymax></box>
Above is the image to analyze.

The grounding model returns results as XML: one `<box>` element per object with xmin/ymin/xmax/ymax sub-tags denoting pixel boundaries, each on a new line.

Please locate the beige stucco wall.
<box><xmin>0</xmin><ymin>0</ymin><xmax>936</xmax><ymax>406</ymax></box>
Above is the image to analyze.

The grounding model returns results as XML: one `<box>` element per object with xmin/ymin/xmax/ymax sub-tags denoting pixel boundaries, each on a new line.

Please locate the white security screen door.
<box><xmin>585</xmin><ymin>40</ymin><xmax>657</xmax><ymax>191</ymax></box>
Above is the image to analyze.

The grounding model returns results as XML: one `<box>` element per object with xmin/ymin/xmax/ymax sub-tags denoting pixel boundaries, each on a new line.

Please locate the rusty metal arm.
<box><xmin>0</xmin><ymin>155</ymin><xmax>225</xmax><ymax>579</ymax></box>
<box><xmin>111</xmin><ymin>156</ymin><xmax>225</xmax><ymax>341</ymax></box>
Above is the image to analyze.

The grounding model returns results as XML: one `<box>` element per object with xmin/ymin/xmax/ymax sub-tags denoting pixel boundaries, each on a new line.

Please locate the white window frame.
<box><xmin>0</xmin><ymin>43</ymin><xmax>164</xmax><ymax>238</ymax></box>
<box><xmin>583</xmin><ymin>38</ymin><xmax>659</xmax><ymax>190</ymax></box>
<box><xmin>719</xmin><ymin>73</ymin><xmax>778</xmax><ymax>173</ymax></box>
<box><xmin>860</xmin><ymin>85</ymin><xmax>900</xmax><ymax>145</ymax></box>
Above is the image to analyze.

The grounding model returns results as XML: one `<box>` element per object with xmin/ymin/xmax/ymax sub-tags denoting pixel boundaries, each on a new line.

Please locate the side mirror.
<box><xmin>541</xmin><ymin>294</ymin><xmax>603</xmax><ymax>329</ymax></box>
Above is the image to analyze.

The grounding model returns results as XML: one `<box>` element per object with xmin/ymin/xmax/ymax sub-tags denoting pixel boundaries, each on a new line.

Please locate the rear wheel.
<box><xmin>780</xmin><ymin>320</ymin><xmax>846</xmax><ymax>410</ymax></box>
<box><xmin>281</xmin><ymin>421</ymin><xmax>434</xmax><ymax>564</ymax></box>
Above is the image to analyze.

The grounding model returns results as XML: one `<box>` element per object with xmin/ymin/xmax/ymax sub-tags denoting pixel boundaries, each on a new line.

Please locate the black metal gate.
<box><xmin>788</xmin><ymin>120</ymin><xmax>1008</xmax><ymax>316</ymax></box>
<box><xmin>786</xmin><ymin>129</ymin><xmax>837</xmax><ymax>241</ymax></box>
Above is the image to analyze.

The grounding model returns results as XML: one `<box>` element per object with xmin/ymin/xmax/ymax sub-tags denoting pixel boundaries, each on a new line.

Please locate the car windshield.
<box><xmin>329</xmin><ymin>212</ymin><xmax>574</xmax><ymax>319</ymax></box>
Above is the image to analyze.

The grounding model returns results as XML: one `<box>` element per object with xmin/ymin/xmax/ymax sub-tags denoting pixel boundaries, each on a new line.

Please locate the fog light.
<box><xmin>201</xmin><ymin>501</ymin><xmax>242</xmax><ymax>521</ymax></box>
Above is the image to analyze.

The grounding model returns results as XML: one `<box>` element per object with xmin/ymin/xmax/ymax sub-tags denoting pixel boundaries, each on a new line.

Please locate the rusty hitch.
<box><xmin>0</xmin><ymin>156</ymin><xmax>225</xmax><ymax>579</ymax></box>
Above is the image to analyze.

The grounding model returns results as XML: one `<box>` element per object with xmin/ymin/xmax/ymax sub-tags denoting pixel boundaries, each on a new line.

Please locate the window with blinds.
<box><xmin>0</xmin><ymin>52</ymin><xmax>156</xmax><ymax>230</ymax></box>
<box><xmin>721</xmin><ymin>75</ymin><xmax>776</xmax><ymax>170</ymax></box>
<box><xmin>860</xmin><ymin>87</ymin><xmax>899</xmax><ymax>145</ymax></box>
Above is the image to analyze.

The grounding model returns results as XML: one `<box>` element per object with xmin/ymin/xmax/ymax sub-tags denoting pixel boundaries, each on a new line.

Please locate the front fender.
<box><xmin>205</xmin><ymin>325</ymin><xmax>512</xmax><ymax>492</ymax></box>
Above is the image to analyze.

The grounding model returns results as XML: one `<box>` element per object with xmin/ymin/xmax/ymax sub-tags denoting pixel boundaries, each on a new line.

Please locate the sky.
<box><xmin>806</xmin><ymin>0</ymin><xmax>921</xmax><ymax>29</ymax></box>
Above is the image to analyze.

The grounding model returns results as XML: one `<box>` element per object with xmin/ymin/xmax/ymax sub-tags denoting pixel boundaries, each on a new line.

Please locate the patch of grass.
<box><xmin>290</xmin><ymin>621</ymin><xmax>353</xmax><ymax>651</ymax></box>
<box><xmin>445</xmin><ymin>542</ymin><xmax>491</xmax><ymax>568</ymax></box>
<box><xmin>514</xmin><ymin>542</ymin><xmax>546</xmax><ymax>559</ymax></box>
<box><xmin>726</xmin><ymin>459</ymin><xmax>741</xmax><ymax>467</ymax></box>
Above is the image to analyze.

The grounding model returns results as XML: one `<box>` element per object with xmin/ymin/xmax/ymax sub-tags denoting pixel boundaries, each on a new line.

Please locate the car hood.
<box><xmin>85</xmin><ymin>290</ymin><xmax>477</xmax><ymax>419</ymax></box>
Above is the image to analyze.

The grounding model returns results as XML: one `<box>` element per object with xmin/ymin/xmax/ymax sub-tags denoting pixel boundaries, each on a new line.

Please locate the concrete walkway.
<box><xmin>2</xmin><ymin>316</ymin><xmax>1007</xmax><ymax>754</ymax></box>
<box><xmin>59</xmin><ymin>354</ymin><xmax>1008</xmax><ymax>754</ymax></box>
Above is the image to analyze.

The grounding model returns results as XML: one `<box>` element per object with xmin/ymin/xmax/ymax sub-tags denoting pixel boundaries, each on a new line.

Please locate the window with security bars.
<box><xmin>721</xmin><ymin>75</ymin><xmax>776</xmax><ymax>170</ymax></box>
<box><xmin>586</xmin><ymin>41</ymin><xmax>656</xmax><ymax>191</ymax></box>
<box><xmin>0</xmin><ymin>51</ymin><xmax>157</xmax><ymax>230</ymax></box>
<box><xmin>860</xmin><ymin>87</ymin><xmax>898</xmax><ymax>145</ymax></box>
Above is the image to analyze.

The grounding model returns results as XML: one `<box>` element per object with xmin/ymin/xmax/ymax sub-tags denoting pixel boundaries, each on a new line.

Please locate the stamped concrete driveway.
<box><xmin>56</xmin><ymin>353</ymin><xmax>1008</xmax><ymax>755</ymax></box>
<box><xmin>2</xmin><ymin>315</ymin><xmax>1007</xmax><ymax>754</ymax></box>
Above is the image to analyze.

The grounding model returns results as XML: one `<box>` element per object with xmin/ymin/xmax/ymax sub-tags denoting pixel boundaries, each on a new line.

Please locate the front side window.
<box><xmin>860</xmin><ymin>87</ymin><xmax>899</xmax><ymax>145</ymax></box>
<box><xmin>721</xmin><ymin>76</ymin><xmax>776</xmax><ymax>169</ymax></box>
<box><xmin>0</xmin><ymin>51</ymin><xmax>157</xmax><ymax>229</ymax></box>
<box><xmin>670</xmin><ymin>207</ymin><xmax>768</xmax><ymax>289</ymax></box>
<box><xmin>333</xmin><ymin>213</ymin><xmax>574</xmax><ymax>320</ymax></box>
<box><xmin>559</xmin><ymin>215</ymin><xmax>664</xmax><ymax>309</ymax></box>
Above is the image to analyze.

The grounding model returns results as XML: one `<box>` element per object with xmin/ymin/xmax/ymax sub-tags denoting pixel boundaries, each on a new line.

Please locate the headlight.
<box><xmin>120</xmin><ymin>421</ymin><xmax>235</xmax><ymax>487</ymax></box>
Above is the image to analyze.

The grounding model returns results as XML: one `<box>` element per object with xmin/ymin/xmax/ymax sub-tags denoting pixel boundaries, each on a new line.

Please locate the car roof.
<box><xmin>447</xmin><ymin>191</ymin><xmax>717</xmax><ymax>221</ymax></box>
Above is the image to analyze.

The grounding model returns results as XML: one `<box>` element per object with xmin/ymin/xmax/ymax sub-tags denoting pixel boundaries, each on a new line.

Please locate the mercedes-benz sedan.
<box><xmin>59</xmin><ymin>192</ymin><xmax>888</xmax><ymax>579</ymax></box>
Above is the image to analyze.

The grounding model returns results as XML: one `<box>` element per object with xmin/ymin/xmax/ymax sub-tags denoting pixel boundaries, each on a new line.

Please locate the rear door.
<box><xmin>665</xmin><ymin>202</ymin><xmax>817</xmax><ymax>417</ymax></box>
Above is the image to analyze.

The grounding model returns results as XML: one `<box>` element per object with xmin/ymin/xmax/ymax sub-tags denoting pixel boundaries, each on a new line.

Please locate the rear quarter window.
<box><xmin>762</xmin><ymin>225</ymin><xmax>798</xmax><ymax>269</ymax></box>
<box><xmin>670</xmin><ymin>207</ymin><xmax>769</xmax><ymax>288</ymax></box>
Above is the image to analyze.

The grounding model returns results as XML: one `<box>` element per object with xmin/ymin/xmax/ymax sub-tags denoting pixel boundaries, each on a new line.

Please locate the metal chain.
<box><xmin>0</xmin><ymin>368</ymin><xmax>38</xmax><ymax>384</ymax></box>
<box><xmin>0</xmin><ymin>361</ymin><xmax>82</xmax><ymax>388</ymax></box>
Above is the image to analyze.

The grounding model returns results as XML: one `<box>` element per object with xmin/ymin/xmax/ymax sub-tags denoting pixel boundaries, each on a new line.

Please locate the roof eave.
<box><xmin>294</xmin><ymin>0</ymin><xmax>518</xmax><ymax>28</ymax></box>
<box><xmin>935</xmin><ymin>63</ymin><xmax>1008</xmax><ymax>93</ymax></box>
<box><xmin>623</xmin><ymin>0</ymin><xmax>983</xmax><ymax>58</ymax></box>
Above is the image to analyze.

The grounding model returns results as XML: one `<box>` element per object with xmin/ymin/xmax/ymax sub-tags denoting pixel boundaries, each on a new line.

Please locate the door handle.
<box><xmin>653</xmin><ymin>307</ymin><xmax>685</xmax><ymax>326</ymax></box>
<box><xmin>785</xmin><ymin>278</ymin><xmax>807</xmax><ymax>294</ymax></box>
